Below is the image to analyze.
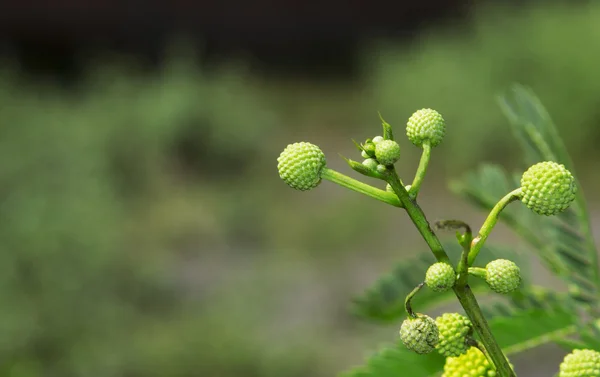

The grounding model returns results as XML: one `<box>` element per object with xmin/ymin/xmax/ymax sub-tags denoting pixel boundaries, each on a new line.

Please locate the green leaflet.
<box><xmin>352</xmin><ymin>243</ymin><xmax>527</xmax><ymax>322</ymax></box>
<box><xmin>498</xmin><ymin>84</ymin><xmax>600</xmax><ymax>305</ymax></box>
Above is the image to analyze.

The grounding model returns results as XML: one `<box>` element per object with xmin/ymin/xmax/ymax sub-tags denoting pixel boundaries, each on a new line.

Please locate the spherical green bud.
<box><xmin>277</xmin><ymin>142</ymin><xmax>326</xmax><ymax>191</ymax></box>
<box><xmin>425</xmin><ymin>262</ymin><xmax>456</xmax><ymax>292</ymax></box>
<box><xmin>377</xmin><ymin>164</ymin><xmax>387</xmax><ymax>173</ymax></box>
<box><xmin>372</xmin><ymin>136</ymin><xmax>384</xmax><ymax>144</ymax></box>
<box><xmin>559</xmin><ymin>349</ymin><xmax>600</xmax><ymax>377</ymax></box>
<box><xmin>435</xmin><ymin>313</ymin><xmax>472</xmax><ymax>357</ymax></box>
<box><xmin>520</xmin><ymin>161</ymin><xmax>576</xmax><ymax>216</ymax></box>
<box><xmin>485</xmin><ymin>259</ymin><xmax>521</xmax><ymax>294</ymax></box>
<box><xmin>362</xmin><ymin>158</ymin><xmax>379</xmax><ymax>170</ymax></box>
<box><xmin>442</xmin><ymin>347</ymin><xmax>498</xmax><ymax>377</ymax></box>
<box><xmin>375</xmin><ymin>140</ymin><xmax>401</xmax><ymax>165</ymax></box>
<box><xmin>406</xmin><ymin>108</ymin><xmax>446</xmax><ymax>148</ymax></box>
<box><xmin>399</xmin><ymin>314</ymin><xmax>439</xmax><ymax>354</ymax></box>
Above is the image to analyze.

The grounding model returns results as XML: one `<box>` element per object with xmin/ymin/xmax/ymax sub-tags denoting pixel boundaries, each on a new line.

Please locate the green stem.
<box><xmin>454</xmin><ymin>286</ymin><xmax>515</xmax><ymax>377</ymax></box>
<box><xmin>409</xmin><ymin>142</ymin><xmax>431</xmax><ymax>198</ymax></box>
<box><xmin>468</xmin><ymin>267</ymin><xmax>487</xmax><ymax>279</ymax></box>
<box><xmin>321</xmin><ymin>168</ymin><xmax>403</xmax><ymax>207</ymax></box>
<box><xmin>468</xmin><ymin>188</ymin><xmax>522</xmax><ymax>266</ymax></box>
<box><xmin>385</xmin><ymin>172</ymin><xmax>450</xmax><ymax>264</ymax></box>
<box><xmin>386</xmin><ymin>170</ymin><xmax>515</xmax><ymax>377</ymax></box>
<box><xmin>405</xmin><ymin>282</ymin><xmax>425</xmax><ymax>318</ymax></box>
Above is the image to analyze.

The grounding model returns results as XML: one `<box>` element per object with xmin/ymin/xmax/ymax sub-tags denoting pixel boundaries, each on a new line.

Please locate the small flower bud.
<box><xmin>559</xmin><ymin>349</ymin><xmax>600</xmax><ymax>377</ymax></box>
<box><xmin>425</xmin><ymin>262</ymin><xmax>456</xmax><ymax>292</ymax></box>
<box><xmin>406</xmin><ymin>108</ymin><xmax>446</xmax><ymax>148</ymax></box>
<box><xmin>435</xmin><ymin>313</ymin><xmax>472</xmax><ymax>357</ymax></box>
<box><xmin>372</xmin><ymin>136</ymin><xmax>384</xmax><ymax>144</ymax></box>
<box><xmin>442</xmin><ymin>347</ymin><xmax>501</xmax><ymax>377</ymax></box>
<box><xmin>377</xmin><ymin>164</ymin><xmax>388</xmax><ymax>173</ymax></box>
<box><xmin>362</xmin><ymin>158</ymin><xmax>379</xmax><ymax>170</ymax></box>
<box><xmin>399</xmin><ymin>314</ymin><xmax>439</xmax><ymax>354</ymax></box>
<box><xmin>375</xmin><ymin>140</ymin><xmax>401</xmax><ymax>165</ymax></box>
<box><xmin>485</xmin><ymin>259</ymin><xmax>521</xmax><ymax>294</ymax></box>
<box><xmin>520</xmin><ymin>161</ymin><xmax>576</xmax><ymax>216</ymax></box>
<box><xmin>277</xmin><ymin>142</ymin><xmax>326</xmax><ymax>191</ymax></box>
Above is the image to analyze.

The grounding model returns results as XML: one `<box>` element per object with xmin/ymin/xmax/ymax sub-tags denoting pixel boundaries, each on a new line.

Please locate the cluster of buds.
<box><xmin>277</xmin><ymin>106</ymin><xmax>580</xmax><ymax>377</ymax></box>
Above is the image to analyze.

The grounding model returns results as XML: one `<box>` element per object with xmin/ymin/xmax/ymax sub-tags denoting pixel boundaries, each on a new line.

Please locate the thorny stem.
<box><xmin>321</xmin><ymin>168</ymin><xmax>403</xmax><ymax>207</ymax></box>
<box><xmin>468</xmin><ymin>188</ymin><xmax>523</xmax><ymax>266</ymax></box>
<box><xmin>405</xmin><ymin>282</ymin><xmax>425</xmax><ymax>318</ymax></box>
<box><xmin>409</xmin><ymin>142</ymin><xmax>432</xmax><ymax>198</ymax></box>
<box><xmin>386</xmin><ymin>170</ymin><xmax>515</xmax><ymax>377</ymax></box>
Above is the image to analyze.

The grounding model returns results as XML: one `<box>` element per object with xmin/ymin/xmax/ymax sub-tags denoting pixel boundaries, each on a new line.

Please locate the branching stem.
<box><xmin>386</xmin><ymin>169</ymin><xmax>515</xmax><ymax>377</ymax></box>
<box><xmin>468</xmin><ymin>188</ymin><xmax>522</xmax><ymax>266</ymax></box>
<box><xmin>321</xmin><ymin>168</ymin><xmax>402</xmax><ymax>207</ymax></box>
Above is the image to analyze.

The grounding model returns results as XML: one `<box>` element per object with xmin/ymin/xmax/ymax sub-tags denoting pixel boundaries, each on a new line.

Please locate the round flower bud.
<box><xmin>372</xmin><ymin>136</ymin><xmax>384</xmax><ymax>144</ymax></box>
<box><xmin>406</xmin><ymin>108</ymin><xmax>446</xmax><ymax>148</ymax></box>
<box><xmin>442</xmin><ymin>347</ymin><xmax>498</xmax><ymax>377</ymax></box>
<box><xmin>559</xmin><ymin>349</ymin><xmax>600</xmax><ymax>377</ymax></box>
<box><xmin>362</xmin><ymin>158</ymin><xmax>379</xmax><ymax>170</ymax></box>
<box><xmin>399</xmin><ymin>314</ymin><xmax>439</xmax><ymax>354</ymax></box>
<box><xmin>435</xmin><ymin>313</ymin><xmax>472</xmax><ymax>357</ymax></box>
<box><xmin>375</xmin><ymin>140</ymin><xmax>401</xmax><ymax>165</ymax></box>
<box><xmin>425</xmin><ymin>262</ymin><xmax>456</xmax><ymax>292</ymax></box>
<box><xmin>277</xmin><ymin>142</ymin><xmax>326</xmax><ymax>191</ymax></box>
<box><xmin>520</xmin><ymin>161</ymin><xmax>576</xmax><ymax>216</ymax></box>
<box><xmin>376</xmin><ymin>164</ymin><xmax>388</xmax><ymax>173</ymax></box>
<box><xmin>485</xmin><ymin>259</ymin><xmax>521</xmax><ymax>294</ymax></box>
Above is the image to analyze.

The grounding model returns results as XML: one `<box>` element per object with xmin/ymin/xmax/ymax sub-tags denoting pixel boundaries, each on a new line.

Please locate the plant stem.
<box><xmin>405</xmin><ymin>282</ymin><xmax>425</xmax><ymax>318</ymax></box>
<box><xmin>321</xmin><ymin>168</ymin><xmax>403</xmax><ymax>207</ymax></box>
<box><xmin>454</xmin><ymin>286</ymin><xmax>515</xmax><ymax>377</ymax></box>
<box><xmin>409</xmin><ymin>142</ymin><xmax>432</xmax><ymax>198</ymax></box>
<box><xmin>386</xmin><ymin>170</ymin><xmax>515</xmax><ymax>377</ymax></box>
<box><xmin>468</xmin><ymin>188</ymin><xmax>522</xmax><ymax>266</ymax></box>
<box><xmin>468</xmin><ymin>267</ymin><xmax>487</xmax><ymax>280</ymax></box>
<box><xmin>386</xmin><ymin>173</ymin><xmax>449</xmax><ymax>264</ymax></box>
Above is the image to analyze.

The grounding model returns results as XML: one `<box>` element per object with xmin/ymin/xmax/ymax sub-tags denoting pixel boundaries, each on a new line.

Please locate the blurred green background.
<box><xmin>1</xmin><ymin>2</ymin><xmax>600</xmax><ymax>376</ymax></box>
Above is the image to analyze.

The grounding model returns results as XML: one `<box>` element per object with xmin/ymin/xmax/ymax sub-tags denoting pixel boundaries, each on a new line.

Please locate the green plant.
<box><xmin>277</xmin><ymin>84</ymin><xmax>600</xmax><ymax>376</ymax></box>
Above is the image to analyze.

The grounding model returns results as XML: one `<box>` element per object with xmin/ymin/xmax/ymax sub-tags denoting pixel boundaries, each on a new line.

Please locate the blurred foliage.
<box><xmin>367</xmin><ymin>2</ymin><xmax>600</xmax><ymax>175</ymax></box>
<box><xmin>0</xmin><ymin>2</ymin><xmax>600</xmax><ymax>377</ymax></box>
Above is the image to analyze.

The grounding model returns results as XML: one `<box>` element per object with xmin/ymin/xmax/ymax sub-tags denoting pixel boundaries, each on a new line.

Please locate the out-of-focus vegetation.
<box><xmin>0</xmin><ymin>2</ymin><xmax>599</xmax><ymax>377</ymax></box>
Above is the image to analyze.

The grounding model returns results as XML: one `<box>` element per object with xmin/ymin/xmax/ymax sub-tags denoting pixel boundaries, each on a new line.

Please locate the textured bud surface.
<box><xmin>362</xmin><ymin>158</ymin><xmax>378</xmax><ymax>170</ymax></box>
<box><xmin>277</xmin><ymin>142</ymin><xmax>326</xmax><ymax>191</ymax></box>
<box><xmin>406</xmin><ymin>108</ymin><xmax>446</xmax><ymax>148</ymax></box>
<box><xmin>521</xmin><ymin>161</ymin><xmax>576</xmax><ymax>216</ymax></box>
<box><xmin>559</xmin><ymin>349</ymin><xmax>600</xmax><ymax>377</ymax></box>
<box><xmin>485</xmin><ymin>259</ymin><xmax>521</xmax><ymax>294</ymax></box>
<box><xmin>399</xmin><ymin>314</ymin><xmax>439</xmax><ymax>354</ymax></box>
<box><xmin>442</xmin><ymin>347</ymin><xmax>497</xmax><ymax>377</ymax></box>
<box><xmin>425</xmin><ymin>263</ymin><xmax>456</xmax><ymax>292</ymax></box>
<box><xmin>375</xmin><ymin>140</ymin><xmax>401</xmax><ymax>165</ymax></box>
<box><xmin>436</xmin><ymin>313</ymin><xmax>472</xmax><ymax>357</ymax></box>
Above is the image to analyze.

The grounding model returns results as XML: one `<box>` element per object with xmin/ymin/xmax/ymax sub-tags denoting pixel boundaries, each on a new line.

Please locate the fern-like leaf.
<box><xmin>497</xmin><ymin>84</ymin><xmax>599</xmax><ymax>305</ymax></box>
